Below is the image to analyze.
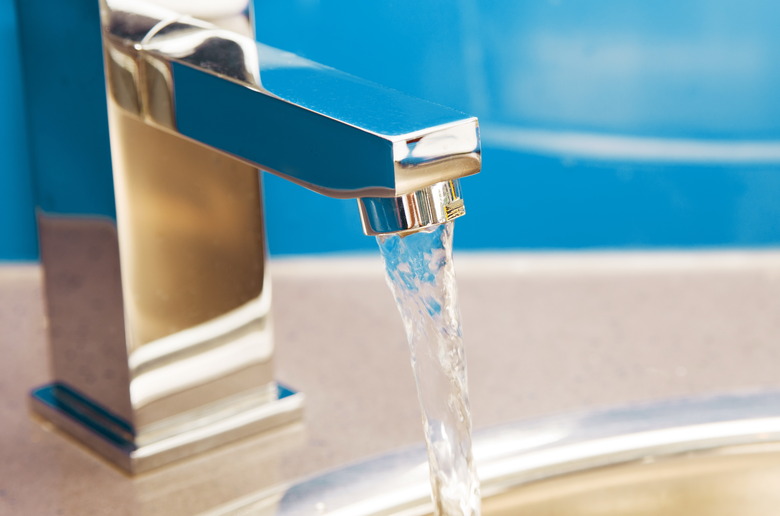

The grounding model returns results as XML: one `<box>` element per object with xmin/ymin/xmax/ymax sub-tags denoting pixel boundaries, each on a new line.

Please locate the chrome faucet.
<box><xmin>30</xmin><ymin>0</ymin><xmax>480</xmax><ymax>473</ymax></box>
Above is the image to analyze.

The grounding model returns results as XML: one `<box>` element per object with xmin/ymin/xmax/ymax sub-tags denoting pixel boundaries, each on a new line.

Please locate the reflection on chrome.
<box><xmin>129</xmin><ymin>297</ymin><xmax>274</xmax><ymax>411</ymax></box>
<box><xmin>128</xmin><ymin>295</ymin><xmax>272</xmax><ymax>377</ymax></box>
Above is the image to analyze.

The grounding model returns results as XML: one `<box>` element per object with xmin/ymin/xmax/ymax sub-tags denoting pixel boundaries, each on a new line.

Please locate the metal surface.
<box><xmin>30</xmin><ymin>382</ymin><xmax>303</xmax><ymax>473</ymax></box>
<box><xmin>29</xmin><ymin>0</ymin><xmax>480</xmax><ymax>473</ymax></box>
<box><xmin>101</xmin><ymin>0</ymin><xmax>481</xmax><ymax>199</ymax></box>
<box><xmin>359</xmin><ymin>179</ymin><xmax>466</xmax><ymax>236</ymax></box>
<box><xmin>479</xmin><ymin>445</ymin><xmax>780</xmax><ymax>515</ymax></box>
<box><xmin>274</xmin><ymin>391</ymin><xmax>780</xmax><ymax>515</ymax></box>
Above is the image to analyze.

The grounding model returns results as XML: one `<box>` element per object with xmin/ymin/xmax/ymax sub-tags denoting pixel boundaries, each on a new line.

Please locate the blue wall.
<box><xmin>255</xmin><ymin>0</ymin><xmax>780</xmax><ymax>254</ymax></box>
<box><xmin>0</xmin><ymin>0</ymin><xmax>36</xmax><ymax>260</ymax></box>
<box><xmin>6</xmin><ymin>0</ymin><xmax>780</xmax><ymax>259</ymax></box>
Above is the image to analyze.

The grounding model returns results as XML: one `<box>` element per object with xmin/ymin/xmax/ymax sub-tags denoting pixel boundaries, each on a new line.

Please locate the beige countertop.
<box><xmin>3</xmin><ymin>251</ymin><xmax>780</xmax><ymax>515</ymax></box>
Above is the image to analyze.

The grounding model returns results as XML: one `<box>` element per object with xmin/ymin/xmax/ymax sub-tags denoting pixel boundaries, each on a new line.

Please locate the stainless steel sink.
<box><xmin>273</xmin><ymin>391</ymin><xmax>780</xmax><ymax>515</ymax></box>
<box><xmin>481</xmin><ymin>444</ymin><xmax>780</xmax><ymax>515</ymax></box>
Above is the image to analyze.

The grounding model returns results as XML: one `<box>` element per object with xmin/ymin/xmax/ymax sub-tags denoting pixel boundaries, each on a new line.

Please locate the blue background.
<box><xmin>0</xmin><ymin>0</ymin><xmax>36</xmax><ymax>260</ymax></box>
<box><xmin>5</xmin><ymin>0</ymin><xmax>780</xmax><ymax>260</ymax></box>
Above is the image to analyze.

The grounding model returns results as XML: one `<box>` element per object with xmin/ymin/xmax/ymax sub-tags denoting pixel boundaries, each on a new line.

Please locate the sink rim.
<box><xmin>274</xmin><ymin>389</ymin><xmax>780</xmax><ymax>515</ymax></box>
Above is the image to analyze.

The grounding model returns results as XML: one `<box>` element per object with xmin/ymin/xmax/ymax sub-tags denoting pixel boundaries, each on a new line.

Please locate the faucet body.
<box><xmin>30</xmin><ymin>0</ymin><xmax>480</xmax><ymax>473</ymax></box>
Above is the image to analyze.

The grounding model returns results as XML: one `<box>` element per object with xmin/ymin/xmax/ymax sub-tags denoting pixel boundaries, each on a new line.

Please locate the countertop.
<box><xmin>3</xmin><ymin>251</ymin><xmax>780</xmax><ymax>514</ymax></box>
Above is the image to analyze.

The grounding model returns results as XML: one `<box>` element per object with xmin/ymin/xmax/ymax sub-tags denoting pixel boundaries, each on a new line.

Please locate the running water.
<box><xmin>377</xmin><ymin>222</ymin><xmax>480</xmax><ymax>516</ymax></box>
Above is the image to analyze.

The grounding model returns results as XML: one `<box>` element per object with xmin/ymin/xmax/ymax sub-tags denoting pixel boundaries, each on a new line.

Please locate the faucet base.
<box><xmin>29</xmin><ymin>382</ymin><xmax>304</xmax><ymax>474</ymax></box>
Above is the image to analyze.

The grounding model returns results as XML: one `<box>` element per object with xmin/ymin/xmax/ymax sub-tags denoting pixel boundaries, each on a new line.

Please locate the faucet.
<box><xmin>30</xmin><ymin>0</ymin><xmax>480</xmax><ymax>473</ymax></box>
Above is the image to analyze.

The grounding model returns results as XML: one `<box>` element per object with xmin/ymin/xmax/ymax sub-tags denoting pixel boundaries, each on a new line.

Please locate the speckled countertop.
<box><xmin>3</xmin><ymin>251</ymin><xmax>780</xmax><ymax>515</ymax></box>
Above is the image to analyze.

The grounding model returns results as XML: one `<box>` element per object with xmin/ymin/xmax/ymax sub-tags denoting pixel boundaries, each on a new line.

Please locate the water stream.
<box><xmin>377</xmin><ymin>222</ymin><xmax>480</xmax><ymax>516</ymax></box>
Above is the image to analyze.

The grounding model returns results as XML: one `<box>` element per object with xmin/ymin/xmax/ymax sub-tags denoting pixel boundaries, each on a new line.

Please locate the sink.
<box><xmin>273</xmin><ymin>391</ymin><xmax>780</xmax><ymax>515</ymax></box>
<box><xmin>482</xmin><ymin>445</ymin><xmax>780</xmax><ymax>516</ymax></box>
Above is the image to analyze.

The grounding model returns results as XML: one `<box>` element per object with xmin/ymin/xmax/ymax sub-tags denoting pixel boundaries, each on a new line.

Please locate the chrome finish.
<box><xmin>359</xmin><ymin>179</ymin><xmax>466</xmax><ymax>235</ymax></box>
<box><xmin>31</xmin><ymin>0</ymin><xmax>480</xmax><ymax>473</ymax></box>
<box><xmin>101</xmin><ymin>0</ymin><xmax>481</xmax><ymax>200</ymax></box>
<box><xmin>274</xmin><ymin>391</ymin><xmax>780</xmax><ymax>515</ymax></box>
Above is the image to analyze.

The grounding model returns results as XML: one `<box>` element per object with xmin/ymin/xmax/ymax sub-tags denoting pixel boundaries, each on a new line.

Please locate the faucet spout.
<box><xmin>102</xmin><ymin>0</ymin><xmax>481</xmax><ymax>235</ymax></box>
